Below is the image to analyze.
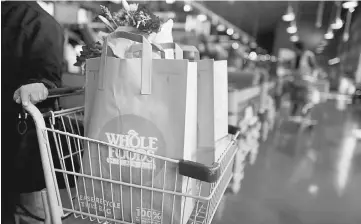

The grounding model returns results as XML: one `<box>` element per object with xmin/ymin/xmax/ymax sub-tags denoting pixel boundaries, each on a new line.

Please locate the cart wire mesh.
<box><xmin>39</xmin><ymin>106</ymin><xmax>239</xmax><ymax>224</ymax></box>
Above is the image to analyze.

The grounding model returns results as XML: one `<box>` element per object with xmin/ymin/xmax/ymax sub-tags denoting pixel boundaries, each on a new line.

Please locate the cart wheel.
<box><xmin>261</xmin><ymin>122</ymin><xmax>269</xmax><ymax>141</ymax></box>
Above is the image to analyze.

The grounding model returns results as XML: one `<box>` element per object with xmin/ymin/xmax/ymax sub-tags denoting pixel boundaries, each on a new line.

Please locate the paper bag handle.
<box><xmin>99</xmin><ymin>31</ymin><xmax>153</xmax><ymax>95</ymax></box>
<box><xmin>180</xmin><ymin>45</ymin><xmax>200</xmax><ymax>60</ymax></box>
<box><xmin>128</xmin><ymin>43</ymin><xmax>166</xmax><ymax>59</ymax></box>
<box><xmin>158</xmin><ymin>43</ymin><xmax>184</xmax><ymax>59</ymax></box>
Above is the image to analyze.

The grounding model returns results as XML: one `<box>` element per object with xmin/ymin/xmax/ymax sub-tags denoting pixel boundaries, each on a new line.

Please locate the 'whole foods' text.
<box><xmin>106</xmin><ymin>130</ymin><xmax>158</xmax><ymax>170</ymax></box>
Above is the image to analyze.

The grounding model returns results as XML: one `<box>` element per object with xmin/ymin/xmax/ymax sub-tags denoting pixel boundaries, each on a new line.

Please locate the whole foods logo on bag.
<box><xmin>100</xmin><ymin>114</ymin><xmax>166</xmax><ymax>171</ymax></box>
<box><xmin>106</xmin><ymin>130</ymin><xmax>158</xmax><ymax>169</ymax></box>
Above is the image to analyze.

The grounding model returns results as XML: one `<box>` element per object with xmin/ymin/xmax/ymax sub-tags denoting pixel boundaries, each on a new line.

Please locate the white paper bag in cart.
<box><xmin>177</xmin><ymin>45</ymin><xmax>228</xmax><ymax>162</ymax></box>
<box><xmin>77</xmin><ymin>32</ymin><xmax>198</xmax><ymax>224</ymax></box>
<box><xmin>160</xmin><ymin>44</ymin><xmax>229</xmax><ymax>197</ymax></box>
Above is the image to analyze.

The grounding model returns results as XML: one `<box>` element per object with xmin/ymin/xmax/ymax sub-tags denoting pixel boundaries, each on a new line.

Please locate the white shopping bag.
<box><xmin>181</xmin><ymin>45</ymin><xmax>228</xmax><ymax>162</ymax></box>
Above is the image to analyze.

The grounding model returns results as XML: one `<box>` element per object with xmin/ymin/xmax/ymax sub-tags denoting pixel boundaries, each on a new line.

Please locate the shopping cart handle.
<box><xmin>228</xmin><ymin>125</ymin><xmax>240</xmax><ymax>135</ymax></box>
<box><xmin>179</xmin><ymin>160</ymin><xmax>220</xmax><ymax>183</ymax></box>
<box><xmin>179</xmin><ymin>127</ymin><xmax>241</xmax><ymax>182</ymax></box>
<box><xmin>48</xmin><ymin>87</ymin><xmax>84</xmax><ymax>98</ymax></box>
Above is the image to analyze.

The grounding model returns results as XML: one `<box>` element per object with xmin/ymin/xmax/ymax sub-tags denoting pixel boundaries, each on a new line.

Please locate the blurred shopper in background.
<box><xmin>244</xmin><ymin>61</ymin><xmax>268</xmax><ymax>86</ymax></box>
<box><xmin>2</xmin><ymin>1</ymin><xmax>63</xmax><ymax>223</ymax></box>
<box><xmin>289</xmin><ymin>42</ymin><xmax>319</xmax><ymax>116</ymax></box>
<box><xmin>294</xmin><ymin>42</ymin><xmax>317</xmax><ymax>79</ymax></box>
<box><xmin>339</xmin><ymin>73</ymin><xmax>356</xmax><ymax>95</ymax></box>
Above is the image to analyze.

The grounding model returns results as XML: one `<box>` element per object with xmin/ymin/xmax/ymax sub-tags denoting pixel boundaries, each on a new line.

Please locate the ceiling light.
<box><xmin>287</xmin><ymin>25</ymin><xmax>297</xmax><ymax>34</ymax></box>
<box><xmin>343</xmin><ymin>33</ymin><xmax>350</xmax><ymax>42</ymax></box>
<box><xmin>282</xmin><ymin>13</ymin><xmax>295</xmax><ymax>22</ymax></box>
<box><xmin>331</xmin><ymin>18</ymin><xmax>344</xmax><ymax>30</ymax></box>
<box><xmin>217</xmin><ymin>24</ymin><xmax>226</xmax><ymax>32</ymax></box>
<box><xmin>308</xmin><ymin>185</ymin><xmax>319</xmax><ymax>195</ymax></box>
<box><xmin>227</xmin><ymin>28</ymin><xmax>234</xmax><ymax>35</ymax></box>
<box><xmin>183</xmin><ymin>4</ymin><xmax>192</xmax><ymax>12</ymax></box>
<box><xmin>249</xmin><ymin>42</ymin><xmax>257</xmax><ymax>49</ymax></box>
<box><xmin>232</xmin><ymin>42</ymin><xmax>239</xmax><ymax>49</ymax></box>
<box><xmin>282</xmin><ymin>14</ymin><xmax>295</xmax><ymax>22</ymax></box>
<box><xmin>242</xmin><ymin>36</ymin><xmax>249</xmax><ymax>44</ymax></box>
<box><xmin>232</xmin><ymin>33</ymin><xmax>240</xmax><ymax>39</ymax></box>
<box><xmin>250</xmin><ymin>42</ymin><xmax>257</xmax><ymax>49</ymax></box>
<box><xmin>197</xmin><ymin>14</ymin><xmax>207</xmax><ymax>22</ymax></box>
<box><xmin>342</xmin><ymin>1</ymin><xmax>358</xmax><ymax>9</ymax></box>
<box><xmin>290</xmin><ymin>35</ymin><xmax>299</xmax><ymax>42</ymax></box>
<box><xmin>325</xmin><ymin>29</ymin><xmax>334</xmax><ymax>39</ymax></box>
<box><xmin>165</xmin><ymin>0</ymin><xmax>176</xmax><ymax>4</ymax></box>
<box><xmin>282</xmin><ymin>6</ymin><xmax>295</xmax><ymax>21</ymax></box>
<box><xmin>249</xmin><ymin>51</ymin><xmax>257</xmax><ymax>61</ymax></box>
<box><xmin>329</xmin><ymin>57</ymin><xmax>340</xmax><ymax>65</ymax></box>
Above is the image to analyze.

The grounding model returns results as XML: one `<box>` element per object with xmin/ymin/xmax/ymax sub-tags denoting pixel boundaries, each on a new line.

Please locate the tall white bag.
<box><xmin>161</xmin><ymin>44</ymin><xmax>229</xmax><ymax>163</ymax></box>
<box><xmin>183</xmin><ymin>45</ymin><xmax>230</xmax><ymax>197</ymax></box>
<box><xmin>181</xmin><ymin>46</ymin><xmax>229</xmax><ymax>163</ymax></box>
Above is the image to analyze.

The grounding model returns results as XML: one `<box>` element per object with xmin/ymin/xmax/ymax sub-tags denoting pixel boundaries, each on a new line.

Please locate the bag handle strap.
<box><xmin>128</xmin><ymin>43</ymin><xmax>166</xmax><ymax>59</ymax></box>
<box><xmin>180</xmin><ymin>45</ymin><xmax>200</xmax><ymax>60</ymax></box>
<box><xmin>99</xmin><ymin>31</ymin><xmax>153</xmax><ymax>95</ymax></box>
<box><xmin>159</xmin><ymin>43</ymin><xmax>184</xmax><ymax>59</ymax></box>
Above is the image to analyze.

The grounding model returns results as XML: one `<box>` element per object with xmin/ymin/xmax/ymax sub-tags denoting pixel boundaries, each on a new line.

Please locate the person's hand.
<box><xmin>13</xmin><ymin>83</ymin><xmax>49</xmax><ymax>106</ymax></box>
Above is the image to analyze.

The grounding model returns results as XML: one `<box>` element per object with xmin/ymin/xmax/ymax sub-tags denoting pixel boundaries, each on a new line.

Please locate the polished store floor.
<box><xmin>213</xmin><ymin>99</ymin><xmax>361</xmax><ymax>224</ymax></box>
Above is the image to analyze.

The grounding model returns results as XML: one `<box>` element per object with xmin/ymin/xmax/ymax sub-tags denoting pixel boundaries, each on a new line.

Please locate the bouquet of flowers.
<box><xmin>100</xmin><ymin>4</ymin><xmax>161</xmax><ymax>34</ymax></box>
<box><xmin>74</xmin><ymin>42</ymin><xmax>102</xmax><ymax>67</ymax></box>
<box><xmin>74</xmin><ymin>2</ymin><xmax>162</xmax><ymax>67</ymax></box>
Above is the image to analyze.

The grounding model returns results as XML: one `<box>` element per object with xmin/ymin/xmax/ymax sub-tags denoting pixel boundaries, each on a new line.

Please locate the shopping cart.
<box><xmin>23</xmin><ymin>87</ymin><xmax>241</xmax><ymax>224</ymax></box>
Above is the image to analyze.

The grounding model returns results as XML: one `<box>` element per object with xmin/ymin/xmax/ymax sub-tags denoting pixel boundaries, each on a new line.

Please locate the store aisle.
<box><xmin>213</xmin><ymin>100</ymin><xmax>361</xmax><ymax>224</ymax></box>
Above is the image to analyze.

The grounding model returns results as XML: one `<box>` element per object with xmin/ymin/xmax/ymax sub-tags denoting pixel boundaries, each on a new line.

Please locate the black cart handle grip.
<box><xmin>228</xmin><ymin>124</ymin><xmax>240</xmax><ymax>135</ymax></box>
<box><xmin>178</xmin><ymin>125</ymin><xmax>240</xmax><ymax>183</ymax></box>
<box><xmin>179</xmin><ymin>160</ymin><xmax>221</xmax><ymax>183</ymax></box>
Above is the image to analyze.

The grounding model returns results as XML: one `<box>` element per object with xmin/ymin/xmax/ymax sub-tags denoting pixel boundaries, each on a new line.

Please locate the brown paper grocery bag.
<box><xmin>84</xmin><ymin>42</ymin><xmax>165</xmax><ymax>136</ymax></box>
<box><xmin>77</xmin><ymin>32</ymin><xmax>197</xmax><ymax>224</ymax></box>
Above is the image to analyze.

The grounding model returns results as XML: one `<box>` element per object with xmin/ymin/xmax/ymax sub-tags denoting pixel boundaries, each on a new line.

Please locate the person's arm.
<box><xmin>14</xmin><ymin>15</ymin><xmax>64</xmax><ymax>106</ymax></box>
<box><xmin>23</xmin><ymin>18</ymin><xmax>63</xmax><ymax>88</ymax></box>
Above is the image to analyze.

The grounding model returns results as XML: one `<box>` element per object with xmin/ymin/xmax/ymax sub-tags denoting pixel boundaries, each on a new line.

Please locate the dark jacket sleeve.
<box><xmin>22</xmin><ymin>14</ymin><xmax>64</xmax><ymax>89</ymax></box>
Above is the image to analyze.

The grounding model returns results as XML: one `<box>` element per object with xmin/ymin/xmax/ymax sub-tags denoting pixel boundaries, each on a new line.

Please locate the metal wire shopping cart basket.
<box><xmin>23</xmin><ymin>87</ymin><xmax>240</xmax><ymax>224</ymax></box>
